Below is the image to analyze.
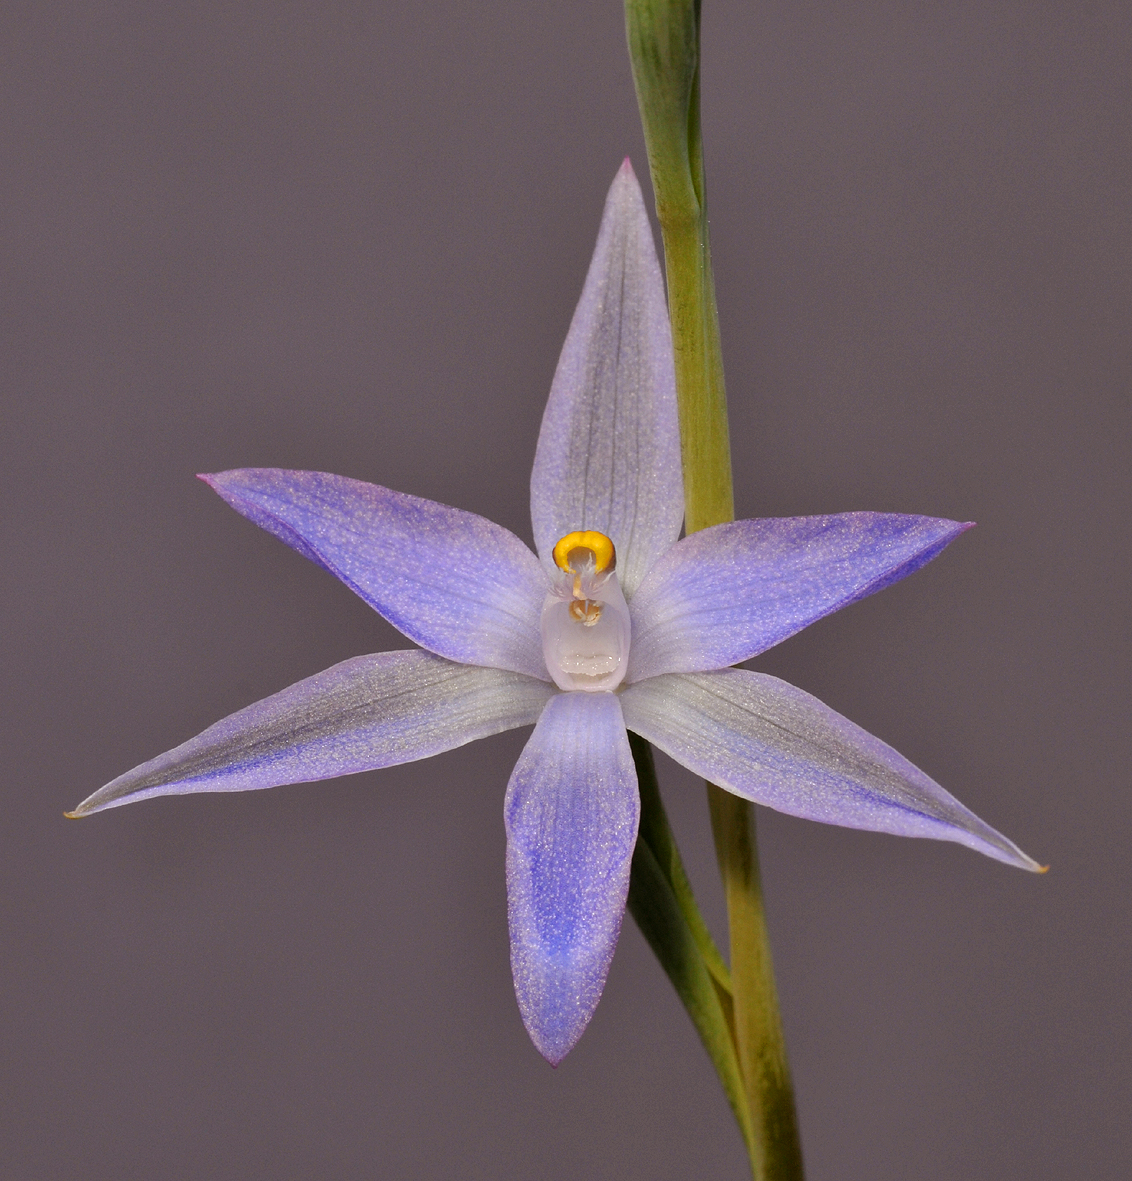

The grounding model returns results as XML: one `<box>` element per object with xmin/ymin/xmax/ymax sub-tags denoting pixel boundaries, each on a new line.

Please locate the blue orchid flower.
<box><xmin>70</xmin><ymin>162</ymin><xmax>1039</xmax><ymax>1065</ymax></box>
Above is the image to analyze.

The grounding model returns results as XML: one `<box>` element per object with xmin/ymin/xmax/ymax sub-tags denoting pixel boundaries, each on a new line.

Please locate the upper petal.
<box><xmin>621</xmin><ymin>669</ymin><xmax>1041</xmax><ymax>871</ymax></box>
<box><xmin>70</xmin><ymin>651</ymin><xmax>555</xmax><ymax>815</ymax></box>
<box><xmin>203</xmin><ymin>469</ymin><xmax>550</xmax><ymax>679</ymax></box>
<box><xmin>530</xmin><ymin>160</ymin><xmax>683</xmax><ymax>598</ymax></box>
<box><xmin>628</xmin><ymin>512</ymin><xmax>971</xmax><ymax>681</ymax></box>
<box><xmin>505</xmin><ymin>691</ymin><xmax>639</xmax><ymax>1064</ymax></box>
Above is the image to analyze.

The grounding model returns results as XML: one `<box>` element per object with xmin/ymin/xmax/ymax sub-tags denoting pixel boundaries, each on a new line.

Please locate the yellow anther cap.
<box><xmin>552</xmin><ymin>531</ymin><xmax>616</xmax><ymax>575</ymax></box>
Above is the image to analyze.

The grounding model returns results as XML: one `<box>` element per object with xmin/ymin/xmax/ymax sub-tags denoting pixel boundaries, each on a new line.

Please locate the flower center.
<box><xmin>541</xmin><ymin>531</ymin><xmax>630</xmax><ymax>692</ymax></box>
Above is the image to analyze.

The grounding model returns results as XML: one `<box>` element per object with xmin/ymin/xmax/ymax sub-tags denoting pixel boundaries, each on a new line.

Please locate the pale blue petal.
<box><xmin>505</xmin><ymin>691</ymin><xmax>639</xmax><ymax>1064</ymax></box>
<box><xmin>203</xmin><ymin>469</ymin><xmax>550</xmax><ymax>680</ymax></box>
<box><xmin>628</xmin><ymin>513</ymin><xmax>970</xmax><ymax>681</ymax></box>
<box><xmin>530</xmin><ymin>160</ymin><xmax>683</xmax><ymax>597</ymax></box>
<box><xmin>621</xmin><ymin>670</ymin><xmax>1041</xmax><ymax>871</ymax></box>
<box><xmin>70</xmin><ymin>651</ymin><xmax>556</xmax><ymax>816</ymax></box>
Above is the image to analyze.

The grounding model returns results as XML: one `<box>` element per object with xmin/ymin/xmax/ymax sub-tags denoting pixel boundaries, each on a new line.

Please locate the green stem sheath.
<box><xmin>627</xmin><ymin>737</ymin><xmax>756</xmax><ymax>1159</ymax></box>
<box><xmin>624</xmin><ymin>0</ymin><xmax>733</xmax><ymax>534</ymax></box>
<box><xmin>624</xmin><ymin>1</ymin><xmax>804</xmax><ymax>1177</ymax></box>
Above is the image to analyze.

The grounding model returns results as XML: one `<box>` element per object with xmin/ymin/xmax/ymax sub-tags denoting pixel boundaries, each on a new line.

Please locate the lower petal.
<box><xmin>621</xmin><ymin>670</ymin><xmax>1041</xmax><ymax>871</ymax></box>
<box><xmin>504</xmin><ymin>691</ymin><xmax>639</xmax><ymax>1064</ymax></box>
<box><xmin>70</xmin><ymin>651</ymin><xmax>555</xmax><ymax>816</ymax></box>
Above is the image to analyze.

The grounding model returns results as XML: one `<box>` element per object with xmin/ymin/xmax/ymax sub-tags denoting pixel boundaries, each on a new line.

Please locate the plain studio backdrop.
<box><xmin>3</xmin><ymin>3</ymin><xmax>1128</xmax><ymax>1178</ymax></box>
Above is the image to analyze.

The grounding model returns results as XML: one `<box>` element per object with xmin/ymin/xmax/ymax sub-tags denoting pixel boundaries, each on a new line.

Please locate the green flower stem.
<box><xmin>708</xmin><ymin>790</ymin><xmax>805</xmax><ymax>1181</ymax></box>
<box><xmin>624</xmin><ymin>1</ymin><xmax>804</xmax><ymax>1177</ymax></box>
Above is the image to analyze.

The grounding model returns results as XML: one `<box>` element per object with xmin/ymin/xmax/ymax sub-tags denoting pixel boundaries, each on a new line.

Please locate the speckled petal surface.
<box><xmin>203</xmin><ymin>469</ymin><xmax>550</xmax><ymax>679</ymax></box>
<box><xmin>621</xmin><ymin>669</ymin><xmax>1040</xmax><ymax>870</ymax></box>
<box><xmin>628</xmin><ymin>512</ymin><xmax>970</xmax><ymax>682</ymax></box>
<box><xmin>70</xmin><ymin>651</ymin><xmax>556</xmax><ymax>815</ymax></box>
<box><xmin>504</xmin><ymin>691</ymin><xmax>639</xmax><ymax>1064</ymax></box>
<box><xmin>530</xmin><ymin>160</ymin><xmax>683</xmax><ymax>597</ymax></box>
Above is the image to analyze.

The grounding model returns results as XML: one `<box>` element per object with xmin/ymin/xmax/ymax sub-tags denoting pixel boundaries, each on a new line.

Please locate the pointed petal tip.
<box><xmin>609</xmin><ymin>157</ymin><xmax>644</xmax><ymax>204</ymax></box>
<box><xmin>1009</xmin><ymin>853</ymin><xmax>1046</xmax><ymax>874</ymax></box>
<box><xmin>197</xmin><ymin>470</ymin><xmax>244</xmax><ymax>491</ymax></box>
<box><xmin>1001</xmin><ymin>842</ymin><xmax>1046</xmax><ymax>874</ymax></box>
<box><xmin>529</xmin><ymin>1025</ymin><xmax>579</xmax><ymax>1067</ymax></box>
<box><xmin>65</xmin><ymin>788</ymin><xmax>112</xmax><ymax>818</ymax></box>
<box><xmin>538</xmin><ymin>1043</ymin><xmax>567</xmax><ymax>1068</ymax></box>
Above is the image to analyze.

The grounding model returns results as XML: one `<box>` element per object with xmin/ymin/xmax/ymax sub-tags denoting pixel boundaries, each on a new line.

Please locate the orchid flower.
<box><xmin>69</xmin><ymin>162</ymin><xmax>1039</xmax><ymax>1065</ymax></box>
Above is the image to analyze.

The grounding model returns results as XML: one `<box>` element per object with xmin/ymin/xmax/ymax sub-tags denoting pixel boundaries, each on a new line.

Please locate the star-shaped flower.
<box><xmin>70</xmin><ymin>162</ymin><xmax>1039</xmax><ymax>1065</ymax></box>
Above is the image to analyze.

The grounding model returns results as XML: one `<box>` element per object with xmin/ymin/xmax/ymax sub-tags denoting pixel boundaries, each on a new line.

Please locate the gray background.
<box><xmin>3</xmin><ymin>2</ymin><xmax>1128</xmax><ymax>1178</ymax></box>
